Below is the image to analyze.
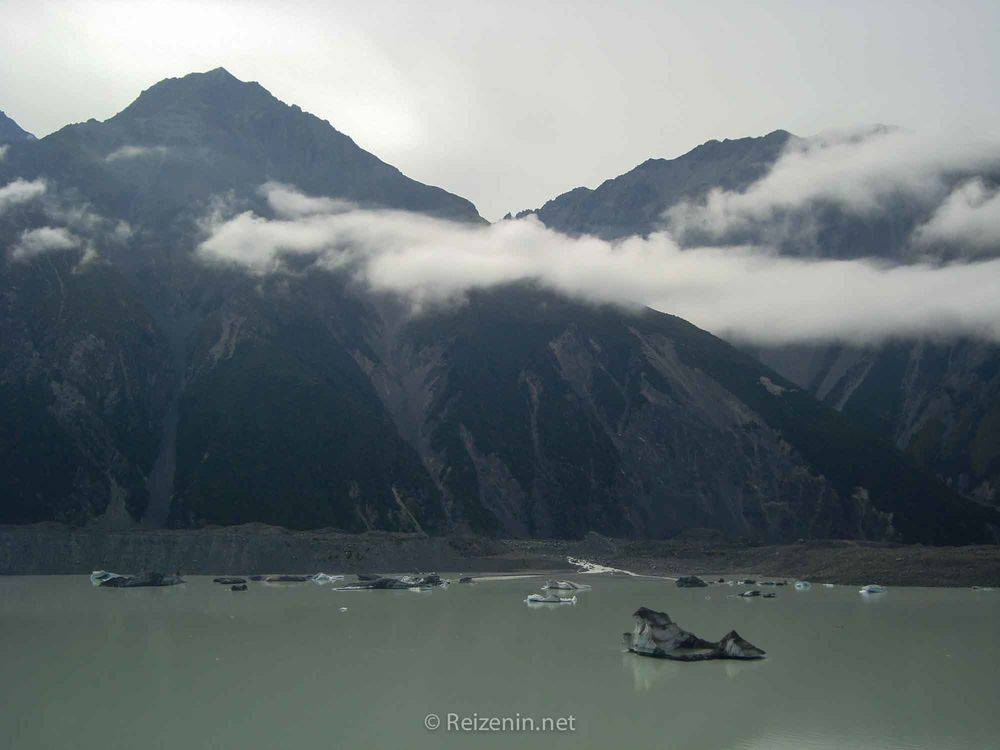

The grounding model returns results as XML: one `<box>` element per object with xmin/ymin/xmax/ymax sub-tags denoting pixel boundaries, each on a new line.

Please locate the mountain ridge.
<box><xmin>0</xmin><ymin>111</ymin><xmax>35</xmax><ymax>144</ymax></box>
<box><xmin>524</xmin><ymin>127</ymin><xmax>1000</xmax><ymax>510</ymax></box>
<box><xmin>0</xmin><ymin>67</ymin><xmax>484</xmax><ymax>227</ymax></box>
<box><xmin>515</xmin><ymin>129</ymin><xmax>795</xmax><ymax>238</ymax></box>
<box><xmin>1</xmin><ymin>71</ymin><xmax>997</xmax><ymax>544</ymax></box>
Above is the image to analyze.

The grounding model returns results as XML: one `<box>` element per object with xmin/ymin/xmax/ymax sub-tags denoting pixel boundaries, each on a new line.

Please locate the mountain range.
<box><xmin>0</xmin><ymin>111</ymin><xmax>35</xmax><ymax>144</ymax></box>
<box><xmin>516</xmin><ymin>129</ymin><xmax>1000</xmax><ymax>511</ymax></box>
<box><xmin>1</xmin><ymin>68</ymin><xmax>997</xmax><ymax>544</ymax></box>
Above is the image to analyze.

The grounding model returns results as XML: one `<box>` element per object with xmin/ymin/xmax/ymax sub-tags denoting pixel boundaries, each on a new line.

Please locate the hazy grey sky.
<box><xmin>3</xmin><ymin>0</ymin><xmax>1000</xmax><ymax>219</ymax></box>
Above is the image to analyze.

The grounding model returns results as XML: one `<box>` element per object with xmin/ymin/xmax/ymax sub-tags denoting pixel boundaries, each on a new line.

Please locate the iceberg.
<box><xmin>311</xmin><ymin>573</ymin><xmax>344</xmax><ymax>585</ymax></box>
<box><xmin>542</xmin><ymin>580</ymin><xmax>590</xmax><ymax>591</ymax></box>
<box><xmin>525</xmin><ymin>593</ymin><xmax>577</xmax><ymax>604</ymax></box>
<box><xmin>337</xmin><ymin>574</ymin><xmax>445</xmax><ymax>590</ymax></box>
<box><xmin>675</xmin><ymin>576</ymin><xmax>708</xmax><ymax>588</ymax></box>
<box><xmin>623</xmin><ymin>607</ymin><xmax>765</xmax><ymax>661</ymax></box>
<box><xmin>859</xmin><ymin>584</ymin><xmax>887</xmax><ymax>594</ymax></box>
<box><xmin>90</xmin><ymin>570</ymin><xmax>126</xmax><ymax>586</ymax></box>
<box><xmin>92</xmin><ymin>571</ymin><xmax>184</xmax><ymax>588</ymax></box>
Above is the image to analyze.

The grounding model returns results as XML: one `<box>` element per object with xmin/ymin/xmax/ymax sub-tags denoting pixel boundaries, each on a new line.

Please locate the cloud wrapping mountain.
<box><xmin>104</xmin><ymin>145</ymin><xmax>169</xmax><ymax>162</ymax></box>
<box><xmin>666</xmin><ymin>128</ymin><xmax>1000</xmax><ymax>257</ymax></box>
<box><xmin>0</xmin><ymin>178</ymin><xmax>46</xmax><ymax>213</ymax></box>
<box><xmin>198</xmin><ymin>183</ymin><xmax>1000</xmax><ymax>345</ymax></box>
<box><xmin>914</xmin><ymin>178</ymin><xmax>1000</xmax><ymax>252</ymax></box>
<box><xmin>10</xmin><ymin>226</ymin><xmax>80</xmax><ymax>260</ymax></box>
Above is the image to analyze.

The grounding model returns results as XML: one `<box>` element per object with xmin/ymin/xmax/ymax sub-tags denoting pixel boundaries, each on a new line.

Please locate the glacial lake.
<box><xmin>1</xmin><ymin>574</ymin><xmax>998</xmax><ymax>749</ymax></box>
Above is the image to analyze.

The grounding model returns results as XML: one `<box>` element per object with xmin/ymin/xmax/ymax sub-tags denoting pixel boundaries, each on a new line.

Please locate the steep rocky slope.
<box><xmin>377</xmin><ymin>285</ymin><xmax>995</xmax><ymax>543</ymax></box>
<box><xmin>0</xmin><ymin>69</ymin><xmax>480</xmax><ymax>530</ymax></box>
<box><xmin>753</xmin><ymin>341</ymin><xmax>1000</xmax><ymax>506</ymax></box>
<box><xmin>1</xmin><ymin>73</ymin><xmax>996</xmax><ymax>543</ymax></box>
<box><xmin>0</xmin><ymin>111</ymin><xmax>35</xmax><ymax>144</ymax></box>
<box><xmin>529</xmin><ymin>131</ymin><xmax>1000</xmax><ymax>510</ymax></box>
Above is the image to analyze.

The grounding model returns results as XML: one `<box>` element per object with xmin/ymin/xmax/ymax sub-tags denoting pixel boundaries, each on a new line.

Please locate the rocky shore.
<box><xmin>1</xmin><ymin>524</ymin><xmax>998</xmax><ymax>586</ymax></box>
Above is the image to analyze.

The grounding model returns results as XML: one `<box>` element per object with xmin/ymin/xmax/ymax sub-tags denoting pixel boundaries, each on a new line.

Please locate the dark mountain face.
<box><xmin>382</xmin><ymin>285</ymin><xmax>994</xmax><ymax>544</ymax></box>
<box><xmin>1</xmin><ymin>73</ymin><xmax>997</xmax><ymax>542</ymax></box>
<box><xmin>752</xmin><ymin>341</ymin><xmax>1000</xmax><ymax>509</ymax></box>
<box><xmin>0</xmin><ymin>68</ymin><xmax>482</xmax><ymax>230</ymax></box>
<box><xmin>529</xmin><ymin>130</ymin><xmax>1000</xmax><ymax>510</ymax></box>
<box><xmin>526</xmin><ymin>130</ymin><xmax>794</xmax><ymax>240</ymax></box>
<box><xmin>0</xmin><ymin>111</ymin><xmax>35</xmax><ymax>144</ymax></box>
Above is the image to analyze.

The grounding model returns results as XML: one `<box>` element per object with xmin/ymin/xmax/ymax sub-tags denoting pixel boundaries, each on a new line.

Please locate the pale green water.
<box><xmin>1</xmin><ymin>575</ymin><xmax>998</xmax><ymax>749</ymax></box>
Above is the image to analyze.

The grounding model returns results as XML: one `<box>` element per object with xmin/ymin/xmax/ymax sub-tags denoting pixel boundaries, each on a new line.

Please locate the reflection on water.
<box><xmin>624</xmin><ymin>652</ymin><xmax>681</xmax><ymax>691</ymax></box>
<box><xmin>1</xmin><ymin>575</ymin><xmax>998</xmax><ymax>749</ymax></box>
<box><xmin>623</xmin><ymin>645</ymin><xmax>766</xmax><ymax>691</ymax></box>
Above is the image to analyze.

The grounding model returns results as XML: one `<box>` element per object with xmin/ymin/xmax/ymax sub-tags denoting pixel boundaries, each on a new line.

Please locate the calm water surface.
<box><xmin>1</xmin><ymin>574</ymin><xmax>998</xmax><ymax>749</ymax></box>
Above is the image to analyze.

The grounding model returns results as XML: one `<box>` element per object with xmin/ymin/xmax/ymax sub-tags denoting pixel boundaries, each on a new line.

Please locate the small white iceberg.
<box><xmin>822</xmin><ymin>583</ymin><xmax>835</xmax><ymax>588</ymax></box>
<box><xmin>525</xmin><ymin>593</ymin><xmax>577</xmax><ymax>604</ymax></box>
<box><xmin>859</xmin><ymin>584</ymin><xmax>887</xmax><ymax>595</ymax></box>
<box><xmin>794</xmin><ymin>581</ymin><xmax>811</xmax><ymax>590</ymax></box>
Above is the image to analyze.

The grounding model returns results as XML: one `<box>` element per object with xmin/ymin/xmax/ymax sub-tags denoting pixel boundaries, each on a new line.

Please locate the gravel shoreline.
<box><xmin>1</xmin><ymin>524</ymin><xmax>998</xmax><ymax>587</ymax></box>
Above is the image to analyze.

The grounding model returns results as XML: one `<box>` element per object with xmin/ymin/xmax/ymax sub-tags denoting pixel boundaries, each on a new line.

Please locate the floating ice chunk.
<box><xmin>92</xmin><ymin>571</ymin><xmax>184</xmax><ymax>588</ymax></box>
<box><xmin>794</xmin><ymin>581</ymin><xmax>811</xmax><ymax>590</ymax></box>
<box><xmin>676</xmin><ymin>576</ymin><xmax>708</xmax><ymax>588</ymax></box>
<box><xmin>859</xmin><ymin>584</ymin><xmax>887</xmax><ymax>594</ymax></box>
<box><xmin>542</xmin><ymin>580</ymin><xmax>590</xmax><ymax>591</ymax></box>
<box><xmin>525</xmin><ymin>593</ymin><xmax>577</xmax><ymax>604</ymax></box>
<box><xmin>624</xmin><ymin>607</ymin><xmax>765</xmax><ymax>661</ymax></box>
<box><xmin>339</xmin><ymin>607</ymin><xmax>349</xmax><ymax>612</ymax></box>
<box><xmin>90</xmin><ymin>570</ymin><xmax>124</xmax><ymax>586</ymax></box>
<box><xmin>311</xmin><ymin>573</ymin><xmax>344</xmax><ymax>585</ymax></box>
<box><xmin>823</xmin><ymin>583</ymin><xmax>835</xmax><ymax>588</ymax></box>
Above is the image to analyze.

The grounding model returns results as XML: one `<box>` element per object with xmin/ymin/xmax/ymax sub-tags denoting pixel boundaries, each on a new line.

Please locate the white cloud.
<box><xmin>262</xmin><ymin>181</ymin><xmax>350</xmax><ymax>218</ymax></box>
<box><xmin>105</xmin><ymin>145</ymin><xmax>168</xmax><ymax>162</ymax></box>
<box><xmin>197</xmin><ymin>184</ymin><xmax>1000</xmax><ymax>345</ymax></box>
<box><xmin>0</xmin><ymin>178</ymin><xmax>46</xmax><ymax>213</ymax></box>
<box><xmin>914</xmin><ymin>179</ymin><xmax>1000</xmax><ymax>253</ymax></box>
<box><xmin>10</xmin><ymin>226</ymin><xmax>80</xmax><ymax>260</ymax></box>
<box><xmin>667</xmin><ymin>128</ymin><xmax>1000</xmax><ymax>245</ymax></box>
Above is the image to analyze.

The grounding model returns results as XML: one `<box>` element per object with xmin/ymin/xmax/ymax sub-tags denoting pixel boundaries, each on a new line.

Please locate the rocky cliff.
<box><xmin>527</xmin><ymin>129</ymin><xmax>1000</xmax><ymax>514</ymax></box>
<box><xmin>1</xmin><ymin>73</ymin><xmax>997</xmax><ymax>544</ymax></box>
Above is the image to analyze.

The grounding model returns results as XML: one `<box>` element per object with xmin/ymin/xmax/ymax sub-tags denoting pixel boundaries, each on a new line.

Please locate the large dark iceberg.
<box><xmin>91</xmin><ymin>571</ymin><xmax>185</xmax><ymax>588</ymax></box>
<box><xmin>622</xmin><ymin>607</ymin><xmax>765</xmax><ymax>661</ymax></box>
<box><xmin>340</xmin><ymin>574</ymin><xmax>445</xmax><ymax>590</ymax></box>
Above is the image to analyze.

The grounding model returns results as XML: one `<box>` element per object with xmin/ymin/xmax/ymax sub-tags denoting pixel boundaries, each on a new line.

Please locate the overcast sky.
<box><xmin>3</xmin><ymin>0</ymin><xmax>1000</xmax><ymax>219</ymax></box>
